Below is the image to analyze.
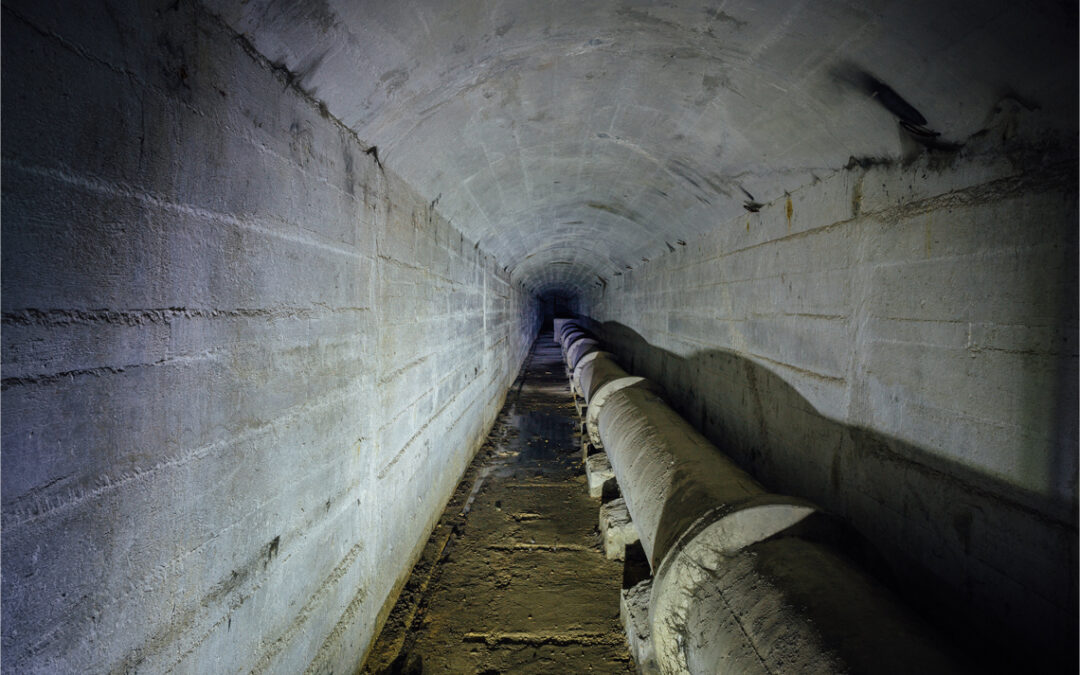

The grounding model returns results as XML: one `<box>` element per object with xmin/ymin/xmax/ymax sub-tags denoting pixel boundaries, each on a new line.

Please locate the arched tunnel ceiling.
<box><xmin>206</xmin><ymin>0</ymin><xmax>1076</xmax><ymax>294</ymax></box>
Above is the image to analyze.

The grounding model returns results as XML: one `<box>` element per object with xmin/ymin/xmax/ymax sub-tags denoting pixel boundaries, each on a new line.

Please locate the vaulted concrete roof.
<box><xmin>206</xmin><ymin>0</ymin><xmax>1076</xmax><ymax>295</ymax></box>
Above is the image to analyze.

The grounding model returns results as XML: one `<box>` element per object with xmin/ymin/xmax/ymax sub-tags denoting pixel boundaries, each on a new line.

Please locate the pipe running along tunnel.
<box><xmin>1</xmin><ymin>0</ymin><xmax>1076</xmax><ymax>672</ymax></box>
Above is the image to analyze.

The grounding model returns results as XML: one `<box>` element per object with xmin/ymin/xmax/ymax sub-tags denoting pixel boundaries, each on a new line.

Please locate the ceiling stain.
<box><xmin>705</xmin><ymin>8</ymin><xmax>748</xmax><ymax>30</ymax></box>
<box><xmin>586</xmin><ymin>201</ymin><xmax>641</xmax><ymax>223</ymax></box>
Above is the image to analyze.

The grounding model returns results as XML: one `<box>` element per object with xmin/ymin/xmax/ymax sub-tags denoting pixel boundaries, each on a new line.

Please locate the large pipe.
<box><xmin>652</xmin><ymin>524</ymin><xmax>964</xmax><ymax>674</ymax></box>
<box><xmin>558</xmin><ymin>322</ymin><xmax>587</xmax><ymax>347</ymax></box>
<box><xmin>593</xmin><ymin>367</ymin><xmax>965</xmax><ymax>674</ymax></box>
<box><xmin>596</xmin><ymin>385</ymin><xmax>785</xmax><ymax>567</ymax></box>
<box><xmin>570</xmin><ymin>350</ymin><xmax>612</xmax><ymax>398</ymax></box>
<box><xmin>572</xmin><ymin>351</ymin><xmax>662</xmax><ymax>449</ymax></box>
<box><xmin>566</xmin><ymin>337</ymin><xmax>600</xmax><ymax>370</ymax></box>
<box><xmin>572</xmin><ymin>350</ymin><xmax>617</xmax><ymax>399</ymax></box>
<box><xmin>560</xmin><ymin>329</ymin><xmax>590</xmax><ymax>353</ymax></box>
<box><xmin>553</xmin><ymin>318</ymin><xmax>575</xmax><ymax>344</ymax></box>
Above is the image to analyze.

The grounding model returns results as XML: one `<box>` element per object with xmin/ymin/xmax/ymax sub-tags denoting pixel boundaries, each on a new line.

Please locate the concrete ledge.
<box><xmin>585</xmin><ymin>453</ymin><xmax>615</xmax><ymax>498</ymax></box>
<box><xmin>600</xmin><ymin>497</ymin><xmax>639</xmax><ymax>561</ymax></box>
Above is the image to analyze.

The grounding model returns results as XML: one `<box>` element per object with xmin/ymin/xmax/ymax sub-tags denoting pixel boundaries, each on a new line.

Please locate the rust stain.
<box><xmin>852</xmin><ymin>175</ymin><xmax>864</xmax><ymax>217</ymax></box>
<box><xmin>786</xmin><ymin>196</ymin><xmax>793</xmax><ymax>230</ymax></box>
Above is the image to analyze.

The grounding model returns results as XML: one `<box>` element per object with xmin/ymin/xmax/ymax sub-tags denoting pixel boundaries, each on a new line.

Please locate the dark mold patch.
<box><xmin>155</xmin><ymin>31</ymin><xmax>193</xmax><ymax>96</ymax></box>
<box><xmin>288</xmin><ymin>120</ymin><xmax>314</xmax><ymax>166</ymax></box>
<box><xmin>343</xmin><ymin>145</ymin><xmax>355</xmax><ymax>196</ymax></box>
<box><xmin>835</xmin><ymin>65</ymin><xmax>927</xmax><ymax>125</ymax></box>
<box><xmin>902</xmin><ymin>124</ymin><xmax>964</xmax><ymax>152</ymax></box>
<box><xmin>265</xmin><ymin>535</ymin><xmax>281</xmax><ymax>568</ymax></box>
<box><xmin>366</xmin><ymin>145</ymin><xmax>383</xmax><ymax>169</ymax></box>
<box><xmin>667</xmin><ymin>159</ymin><xmax>733</xmax><ymax>200</ymax></box>
<box><xmin>379</xmin><ymin>67</ymin><xmax>410</xmax><ymax>96</ymax></box>
<box><xmin>695</xmin><ymin>73</ymin><xmax>725</xmax><ymax>106</ymax></box>
<box><xmin>834</xmin><ymin>64</ymin><xmax>963</xmax><ymax>153</ymax></box>
<box><xmin>705</xmin><ymin>8</ymin><xmax>748</xmax><ymax>29</ymax></box>
<box><xmin>586</xmin><ymin>201</ymin><xmax>641</xmax><ymax>223</ymax></box>
<box><xmin>281</xmin><ymin>0</ymin><xmax>340</xmax><ymax>34</ymax></box>
<box><xmin>845</xmin><ymin>155</ymin><xmax>894</xmax><ymax>170</ymax></box>
<box><xmin>616</xmin><ymin>7</ymin><xmax>681</xmax><ymax>31</ymax></box>
<box><xmin>740</xmin><ymin>186</ymin><xmax>764</xmax><ymax>213</ymax></box>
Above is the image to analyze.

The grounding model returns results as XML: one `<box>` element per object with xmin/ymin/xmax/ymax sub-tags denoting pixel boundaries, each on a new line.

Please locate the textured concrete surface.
<box><xmin>652</xmin><ymin>534</ymin><xmax>964</xmax><ymax>675</ymax></box>
<box><xmin>2</xmin><ymin>0</ymin><xmax>1075</xmax><ymax>670</ymax></box>
<box><xmin>202</xmin><ymin>0</ymin><xmax>1077</xmax><ymax>297</ymax></box>
<box><xmin>1</xmin><ymin>1</ymin><xmax>536</xmax><ymax>671</ymax></box>
<box><xmin>362</xmin><ymin>331</ymin><xmax>631</xmax><ymax>674</ymax></box>
<box><xmin>620</xmin><ymin>578</ymin><xmax>657</xmax><ymax>675</ymax></box>
<box><xmin>586</xmin><ymin>152</ymin><xmax>1078</xmax><ymax>665</ymax></box>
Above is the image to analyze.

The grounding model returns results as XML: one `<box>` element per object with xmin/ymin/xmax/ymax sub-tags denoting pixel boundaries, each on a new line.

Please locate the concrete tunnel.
<box><xmin>1</xmin><ymin>0</ymin><xmax>1077</xmax><ymax>672</ymax></box>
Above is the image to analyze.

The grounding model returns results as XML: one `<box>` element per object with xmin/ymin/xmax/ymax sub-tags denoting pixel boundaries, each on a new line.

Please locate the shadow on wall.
<box><xmin>593</xmin><ymin>320</ymin><xmax>1078</xmax><ymax>673</ymax></box>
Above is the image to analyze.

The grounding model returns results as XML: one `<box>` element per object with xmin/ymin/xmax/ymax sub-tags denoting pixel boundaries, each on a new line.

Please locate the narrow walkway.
<box><xmin>363</xmin><ymin>329</ymin><xmax>633</xmax><ymax>674</ymax></box>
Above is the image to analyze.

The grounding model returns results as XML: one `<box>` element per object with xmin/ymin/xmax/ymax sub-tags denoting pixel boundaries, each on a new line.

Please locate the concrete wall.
<box><xmin>584</xmin><ymin>149</ymin><xmax>1078</xmax><ymax>664</ymax></box>
<box><xmin>1</xmin><ymin>1</ymin><xmax>538</xmax><ymax>672</ymax></box>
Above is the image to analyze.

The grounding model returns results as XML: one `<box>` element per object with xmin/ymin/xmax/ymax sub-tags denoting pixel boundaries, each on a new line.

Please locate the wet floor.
<box><xmin>363</xmin><ymin>329</ymin><xmax>633</xmax><ymax>674</ymax></box>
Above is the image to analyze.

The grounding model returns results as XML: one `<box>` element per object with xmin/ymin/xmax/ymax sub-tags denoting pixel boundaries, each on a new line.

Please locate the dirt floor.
<box><xmin>361</xmin><ymin>329</ymin><xmax>634</xmax><ymax>674</ymax></box>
